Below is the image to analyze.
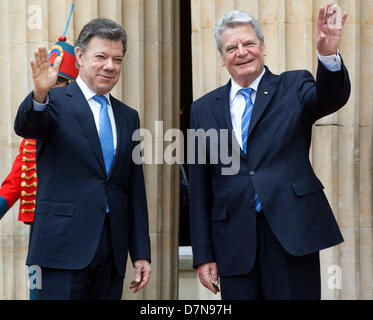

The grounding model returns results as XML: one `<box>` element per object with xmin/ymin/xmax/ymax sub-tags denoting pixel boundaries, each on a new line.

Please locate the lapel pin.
<box><xmin>264</xmin><ymin>91</ymin><xmax>269</xmax><ymax>95</ymax></box>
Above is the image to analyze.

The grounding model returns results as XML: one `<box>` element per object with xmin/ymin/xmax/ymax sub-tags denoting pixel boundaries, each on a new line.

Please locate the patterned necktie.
<box><xmin>93</xmin><ymin>95</ymin><xmax>114</xmax><ymax>175</ymax></box>
<box><xmin>239</xmin><ymin>88</ymin><xmax>263</xmax><ymax>213</ymax></box>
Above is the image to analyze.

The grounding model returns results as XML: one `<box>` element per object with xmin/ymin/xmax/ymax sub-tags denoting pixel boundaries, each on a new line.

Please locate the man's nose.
<box><xmin>103</xmin><ymin>58</ymin><xmax>114</xmax><ymax>71</ymax></box>
<box><xmin>237</xmin><ymin>43</ymin><xmax>246</xmax><ymax>56</ymax></box>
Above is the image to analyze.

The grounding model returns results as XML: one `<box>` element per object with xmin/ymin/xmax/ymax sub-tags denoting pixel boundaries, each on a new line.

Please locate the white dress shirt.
<box><xmin>33</xmin><ymin>75</ymin><xmax>117</xmax><ymax>153</ymax></box>
<box><xmin>75</xmin><ymin>76</ymin><xmax>117</xmax><ymax>152</ymax></box>
<box><xmin>230</xmin><ymin>69</ymin><xmax>265</xmax><ymax>148</ymax></box>
<box><xmin>230</xmin><ymin>52</ymin><xmax>342</xmax><ymax>149</ymax></box>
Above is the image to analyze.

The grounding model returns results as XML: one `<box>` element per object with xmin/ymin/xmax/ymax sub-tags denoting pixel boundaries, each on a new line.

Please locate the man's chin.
<box><xmin>237</xmin><ymin>69</ymin><xmax>256</xmax><ymax>79</ymax></box>
<box><xmin>97</xmin><ymin>80</ymin><xmax>118</xmax><ymax>93</ymax></box>
<box><xmin>95</xmin><ymin>85</ymin><xmax>114</xmax><ymax>95</ymax></box>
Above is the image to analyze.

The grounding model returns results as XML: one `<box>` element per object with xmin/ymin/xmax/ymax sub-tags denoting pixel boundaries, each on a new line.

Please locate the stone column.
<box><xmin>120</xmin><ymin>0</ymin><xmax>180</xmax><ymax>300</ymax></box>
<box><xmin>0</xmin><ymin>0</ymin><xmax>180</xmax><ymax>300</ymax></box>
<box><xmin>191</xmin><ymin>0</ymin><xmax>373</xmax><ymax>300</ymax></box>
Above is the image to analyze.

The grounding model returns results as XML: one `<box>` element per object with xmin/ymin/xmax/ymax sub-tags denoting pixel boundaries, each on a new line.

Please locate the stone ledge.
<box><xmin>179</xmin><ymin>246</ymin><xmax>193</xmax><ymax>270</ymax></box>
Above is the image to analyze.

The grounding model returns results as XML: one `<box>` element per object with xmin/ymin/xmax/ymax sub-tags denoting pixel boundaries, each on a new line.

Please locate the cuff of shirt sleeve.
<box><xmin>317</xmin><ymin>49</ymin><xmax>342</xmax><ymax>72</ymax></box>
<box><xmin>32</xmin><ymin>93</ymin><xmax>49</xmax><ymax>111</ymax></box>
<box><xmin>0</xmin><ymin>195</ymin><xmax>9</xmax><ymax>219</ymax></box>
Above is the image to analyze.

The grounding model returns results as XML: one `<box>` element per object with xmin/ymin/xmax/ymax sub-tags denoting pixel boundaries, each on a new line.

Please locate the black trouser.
<box><xmin>220</xmin><ymin>212</ymin><xmax>321</xmax><ymax>300</ymax></box>
<box><xmin>37</xmin><ymin>215</ymin><xmax>124</xmax><ymax>300</ymax></box>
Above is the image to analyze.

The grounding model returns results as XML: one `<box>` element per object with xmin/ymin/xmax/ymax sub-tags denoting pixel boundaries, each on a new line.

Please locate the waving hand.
<box><xmin>316</xmin><ymin>4</ymin><xmax>348</xmax><ymax>56</ymax></box>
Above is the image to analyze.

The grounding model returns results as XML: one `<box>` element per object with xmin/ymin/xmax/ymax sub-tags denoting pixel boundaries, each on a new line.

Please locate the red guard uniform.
<box><xmin>0</xmin><ymin>139</ymin><xmax>36</xmax><ymax>223</ymax></box>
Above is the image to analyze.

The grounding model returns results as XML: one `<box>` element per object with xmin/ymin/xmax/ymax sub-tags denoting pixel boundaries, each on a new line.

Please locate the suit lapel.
<box><xmin>65</xmin><ymin>81</ymin><xmax>107</xmax><ymax>175</ymax></box>
<box><xmin>246</xmin><ymin>67</ymin><xmax>278</xmax><ymax>142</ymax></box>
<box><xmin>212</xmin><ymin>81</ymin><xmax>245</xmax><ymax>159</ymax></box>
<box><xmin>211</xmin><ymin>81</ymin><xmax>233</xmax><ymax>131</ymax></box>
<box><xmin>212</xmin><ymin>68</ymin><xmax>279</xmax><ymax>160</ymax></box>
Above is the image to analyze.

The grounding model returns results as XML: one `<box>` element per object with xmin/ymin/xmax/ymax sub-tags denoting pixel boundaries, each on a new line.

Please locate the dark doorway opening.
<box><xmin>179</xmin><ymin>0</ymin><xmax>192</xmax><ymax>247</ymax></box>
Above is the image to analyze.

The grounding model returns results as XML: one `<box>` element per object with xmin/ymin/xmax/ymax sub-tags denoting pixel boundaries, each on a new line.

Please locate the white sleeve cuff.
<box><xmin>317</xmin><ymin>49</ymin><xmax>342</xmax><ymax>72</ymax></box>
<box><xmin>32</xmin><ymin>94</ymin><xmax>49</xmax><ymax>111</ymax></box>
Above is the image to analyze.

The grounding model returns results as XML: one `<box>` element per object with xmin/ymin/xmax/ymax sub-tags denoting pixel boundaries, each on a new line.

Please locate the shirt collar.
<box><xmin>230</xmin><ymin>68</ymin><xmax>266</xmax><ymax>103</ymax></box>
<box><xmin>76</xmin><ymin>75</ymin><xmax>111</xmax><ymax>104</ymax></box>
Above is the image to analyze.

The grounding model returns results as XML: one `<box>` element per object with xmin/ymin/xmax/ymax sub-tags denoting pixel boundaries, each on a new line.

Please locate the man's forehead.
<box><xmin>222</xmin><ymin>33</ymin><xmax>257</xmax><ymax>48</ymax></box>
<box><xmin>87</xmin><ymin>37</ymin><xmax>123</xmax><ymax>51</ymax></box>
<box><xmin>222</xmin><ymin>25</ymin><xmax>257</xmax><ymax>40</ymax></box>
<box><xmin>90</xmin><ymin>48</ymin><xmax>124</xmax><ymax>57</ymax></box>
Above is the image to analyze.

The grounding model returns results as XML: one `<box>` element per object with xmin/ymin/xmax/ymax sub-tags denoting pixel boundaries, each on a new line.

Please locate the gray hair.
<box><xmin>214</xmin><ymin>10</ymin><xmax>264</xmax><ymax>53</ymax></box>
<box><xmin>75</xmin><ymin>18</ymin><xmax>127</xmax><ymax>58</ymax></box>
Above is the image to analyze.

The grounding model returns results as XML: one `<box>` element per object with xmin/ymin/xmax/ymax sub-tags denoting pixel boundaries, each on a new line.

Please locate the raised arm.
<box><xmin>14</xmin><ymin>47</ymin><xmax>62</xmax><ymax>139</ymax></box>
<box><xmin>316</xmin><ymin>3</ymin><xmax>347</xmax><ymax>56</ymax></box>
<box><xmin>31</xmin><ymin>46</ymin><xmax>62</xmax><ymax>103</ymax></box>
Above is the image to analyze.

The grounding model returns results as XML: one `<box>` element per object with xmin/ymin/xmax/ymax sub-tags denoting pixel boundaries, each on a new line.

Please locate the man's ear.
<box><xmin>261</xmin><ymin>40</ymin><xmax>267</xmax><ymax>57</ymax></box>
<box><xmin>75</xmin><ymin>47</ymin><xmax>83</xmax><ymax>67</ymax></box>
<box><xmin>220</xmin><ymin>53</ymin><xmax>227</xmax><ymax>67</ymax></box>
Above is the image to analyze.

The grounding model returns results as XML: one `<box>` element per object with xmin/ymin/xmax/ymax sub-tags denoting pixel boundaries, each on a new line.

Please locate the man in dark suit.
<box><xmin>14</xmin><ymin>18</ymin><xmax>151</xmax><ymax>300</ymax></box>
<box><xmin>189</xmin><ymin>4</ymin><xmax>350</xmax><ymax>299</ymax></box>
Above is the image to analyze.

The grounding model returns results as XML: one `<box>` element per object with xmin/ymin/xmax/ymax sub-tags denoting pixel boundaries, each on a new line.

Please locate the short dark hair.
<box><xmin>75</xmin><ymin>18</ymin><xmax>127</xmax><ymax>56</ymax></box>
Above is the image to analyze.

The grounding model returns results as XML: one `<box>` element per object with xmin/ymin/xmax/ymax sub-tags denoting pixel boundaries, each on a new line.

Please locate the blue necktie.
<box><xmin>93</xmin><ymin>95</ymin><xmax>114</xmax><ymax>175</ymax></box>
<box><xmin>240</xmin><ymin>88</ymin><xmax>262</xmax><ymax>213</ymax></box>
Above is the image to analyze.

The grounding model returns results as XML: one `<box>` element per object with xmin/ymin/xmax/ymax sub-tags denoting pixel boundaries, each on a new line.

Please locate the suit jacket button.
<box><xmin>249</xmin><ymin>201</ymin><xmax>254</xmax><ymax>207</ymax></box>
<box><xmin>249</xmin><ymin>171</ymin><xmax>255</xmax><ymax>176</ymax></box>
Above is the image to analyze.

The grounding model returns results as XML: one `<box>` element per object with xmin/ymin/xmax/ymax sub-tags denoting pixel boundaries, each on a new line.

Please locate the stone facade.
<box><xmin>0</xmin><ymin>0</ymin><xmax>180</xmax><ymax>300</ymax></box>
<box><xmin>0</xmin><ymin>0</ymin><xmax>372</xmax><ymax>300</ymax></box>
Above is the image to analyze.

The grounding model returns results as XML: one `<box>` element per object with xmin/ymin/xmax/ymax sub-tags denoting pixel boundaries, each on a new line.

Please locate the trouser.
<box><xmin>27</xmin><ymin>225</ymin><xmax>37</xmax><ymax>300</ymax></box>
<box><xmin>220</xmin><ymin>212</ymin><xmax>321</xmax><ymax>300</ymax></box>
<box><xmin>36</xmin><ymin>215</ymin><xmax>124</xmax><ymax>300</ymax></box>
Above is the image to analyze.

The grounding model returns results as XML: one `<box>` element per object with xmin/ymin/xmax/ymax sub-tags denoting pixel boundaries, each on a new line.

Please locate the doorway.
<box><xmin>179</xmin><ymin>0</ymin><xmax>192</xmax><ymax>247</ymax></box>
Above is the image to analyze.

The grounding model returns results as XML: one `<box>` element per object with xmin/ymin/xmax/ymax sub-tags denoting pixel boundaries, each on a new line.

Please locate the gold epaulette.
<box><xmin>21</xmin><ymin>208</ymin><xmax>35</xmax><ymax>213</ymax></box>
<box><xmin>21</xmin><ymin>200</ymin><xmax>36</xmax><ymax>205</ymax></box>
<box><xmin>23</xmin><ymin>148</ymin><xmax>36</xmax><ymax>154</ymax></box>
<box><xmin>22</xmin><ymin>165</ymin><xmax>36</xmax><ymax>171</ymax></box>
<box><xmin>21</xmin><ymin>173</ymin><xmax>37</xmax><ymax>180</ymax></box>
<box><xmin>21</xmin><ymin>191</ymin><xmax>36</xmax><ymax>197</ymax></box>
<box><xmin>21</xmin><ymin>182</ymin><xmax>37</xmax><ymax>188</ymax></box>
<box><xmin>22</xmin><ymin>157</ymin><xmax>36</xmax><ymax>162</ymax></box>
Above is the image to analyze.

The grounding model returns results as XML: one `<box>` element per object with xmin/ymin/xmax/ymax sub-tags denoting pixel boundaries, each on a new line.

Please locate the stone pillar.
<box><xmin>191</xmin><ymin>0</ymin><xmax>373</xmax><ymax>300</ymax></box>
<box><xmin>120</xmin><ymin>0</ymin><xmax>180</xmax><ymax>300</ymax></box>
<box><xmin>0</xmin><ymin>0</ymin><xmax>180</xmax><ymax>300</ymax></box>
